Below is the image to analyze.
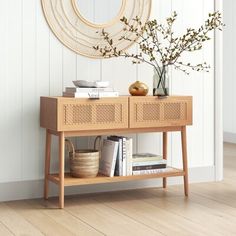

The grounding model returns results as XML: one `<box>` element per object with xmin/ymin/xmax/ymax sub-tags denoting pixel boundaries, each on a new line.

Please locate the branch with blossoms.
<box><xmin>93</xmin><ymin>11</ymin><xmax>224</xmax><ymax>95</ymax></box>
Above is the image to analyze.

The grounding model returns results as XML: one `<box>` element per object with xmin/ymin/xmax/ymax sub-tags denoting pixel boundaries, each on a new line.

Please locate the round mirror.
<box><xmin>74</xmin><ymin>0</ymin><xmax>123</xmax><ymax>26</ymax></box>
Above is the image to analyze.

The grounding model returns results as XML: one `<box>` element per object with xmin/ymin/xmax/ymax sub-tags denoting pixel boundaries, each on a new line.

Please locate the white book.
<box><xmin>107</xmin><ymin>136</ymin><xmax>122</xmax><ymax>176</ymax></box>
<box><xmin>132</xmin><ymin>167</ymin><xmax>172</xmax><ymax>175</ymax></box>
<box><xmin>119</xmin><ymin>137</ymin><xmax>126</xmax><ymax>176</ymax></box>
<box><xmin>125</xmin><ymin>138</ymin><xmax>133</xmax><ymax>176</ymax></box>
<box><xmin>99</xmin><ymin>139</ymin><xmax>119</xmax><ymax>177</ymax></box>
<box><xmin>63</xmin><ymin>91</ymin><xmax>119</xmax><ymax>98</ymax></box>
<box><xmin>132</xmin><ymin>153</ymin><xmax>163</xmax><ymax>162</ymax></box>
<box><xmin>65</xmin><ymin>87</ymin><xmax>114</xmax><ymax>93</ymax></box>
<box><xmin>132</xmin><ymin>159</ymin><xmax>167</xmax><ymax>167</ymax></box>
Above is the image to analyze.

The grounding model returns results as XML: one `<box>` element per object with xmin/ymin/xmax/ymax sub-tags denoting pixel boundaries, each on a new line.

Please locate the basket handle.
<box><xmin>94</xmin><ymin>136</ymin><xmax>102</xmax><ymax>151</ymax></box>
<box><xmin>65</xmin><ymin>137</ymin><xmax>101</xmax><ymax>157</ymax></box>
<box><xmin>65</xmin><ymin>139</ymin><xmax>75</xmax><ymax>157</ymax></box>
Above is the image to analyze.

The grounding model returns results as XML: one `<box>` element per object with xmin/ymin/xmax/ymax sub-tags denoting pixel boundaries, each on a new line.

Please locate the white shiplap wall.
<box><xmin>223</xmin><ymin>0</ymin><xmax>236</xmax><ymax>142</ymax></box>
<box><xmin>0</xmin><ymin>0</ymin><xmax>215</xmax><ymax>186</ymax></box>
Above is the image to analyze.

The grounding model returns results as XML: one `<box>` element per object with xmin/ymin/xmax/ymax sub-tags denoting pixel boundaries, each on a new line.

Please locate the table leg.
<box><xmin>59</xmin><ymin>132</ymin><xmax>65</xmax><ymax>208</ymax></box>
<box><xmin>44</xmin><ymin>129</ymin><xmax>51</xmax><ymax>200</ymax></box>
<box><xmin>163</xmin><ymin>132</ymin><xmax>167</xmax><ymax>188</ymax></box>
<box><xmin>181</xmin><ymin>126</ymin><xmax>189</xmax><ymax>196</ymax></box>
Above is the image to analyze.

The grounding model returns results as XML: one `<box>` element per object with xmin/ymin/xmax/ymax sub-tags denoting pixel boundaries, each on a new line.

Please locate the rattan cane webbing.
<box><xmin>96</xmin><ymin>104</ymin><xmax>122</xmax><ymax>123</ymax></box>
<box><xmin>63</xmin><ymin>103</ymin><xmax>123</xmax><ymax>126</ymax></box>
<box><xmin>164</xmin><ymin>102</ymin><xmax>187</xmax><ymax>121</ymax></box>
<box><xmin>134</xmin><ymin>101</ymin><xmax>188</xmax><ymax>123</ymax></box>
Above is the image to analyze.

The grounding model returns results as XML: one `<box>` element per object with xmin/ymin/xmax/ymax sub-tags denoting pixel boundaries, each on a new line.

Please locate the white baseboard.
<box><xmin>223</xmin><ymin>132</ymin><xmax>236</xmax><ymax>143</ymax></box>
<box><xmin>0</xmin><ymin>166</ymin><xmax>215</xmax><ymax>202</ymax></box>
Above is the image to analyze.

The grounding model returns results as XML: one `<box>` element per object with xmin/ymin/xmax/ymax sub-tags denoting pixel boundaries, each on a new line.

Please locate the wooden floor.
<box><xmin>1</xmin><ymin>143</ymin><xmax>236</xmax><ymax>236</ymax></box>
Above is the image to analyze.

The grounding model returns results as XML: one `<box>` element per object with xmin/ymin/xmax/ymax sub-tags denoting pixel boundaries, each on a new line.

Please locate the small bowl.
<box><xmin>73</xmin><ymin>80</ymin><xmax>96</xmax><ymax>87</ymax></box>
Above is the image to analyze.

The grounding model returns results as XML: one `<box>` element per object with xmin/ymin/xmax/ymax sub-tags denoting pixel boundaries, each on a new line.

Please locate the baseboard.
<box><xmin>223</xmin><ymin>132</ymin><xmax>236</xmax><ymax>143</ymax></box>
<box><xmin>0</xmin><ymin>166</ymin><xmax>215</xmax><ymax>202</ymax></box>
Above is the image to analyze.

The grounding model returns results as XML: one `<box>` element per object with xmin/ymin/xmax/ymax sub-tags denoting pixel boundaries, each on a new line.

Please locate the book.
<box><xmin>108</xmin><ymin>136</ymin><xmax>127</xmax><ymax>176</ymax></box>
<box><xmin>119</xmin><ymin>136</ymin><xmax>127</xmax><ymax>176</ymax></box>
<box><xmin>132</xmin><ymin>159</ymin><xmax>167</xmax><ymax>167</ymax></box>
<box><xmin>99</xmin><ymin>139</ymin><xmax>119</xmax><ymax>177</ymax></box>
<box><xmin>63</xmin><ymin>91</ymin><xmax>119</xmax><ymax>98</ymax></box>
<box><xmin>125</xmin><ymin>138</ymin><xmax>133</xmax><ymax>176</ymax></box>
<box><xmin>65</xmin><ymin>87</ymin><xmax>114</xmax><ymax>93</ymax></box>
<box><xmin>133</xmin><ymin>164</ymin><xmax>167</xmax><ymax>171</ymax></box>
<box><xmin>132</xmin><ymin>153</ymin><xmax>163</xmax><ymax>162</ymax></box>
<box><xmin>107</xmin><ymin>136</ymin><xmax>123</xmax><ymax>176</ymax></box>
<box><xmin>132</xmin><ymin>167</ymin><xmax>172</xmax><ymax>175</ymax></box>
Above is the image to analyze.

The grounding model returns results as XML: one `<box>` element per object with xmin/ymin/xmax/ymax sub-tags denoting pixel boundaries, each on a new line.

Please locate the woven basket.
<box><xmin>65</xmin><ymin>137</ymin><xmax>101</xmax><ymax>178</ymax></box>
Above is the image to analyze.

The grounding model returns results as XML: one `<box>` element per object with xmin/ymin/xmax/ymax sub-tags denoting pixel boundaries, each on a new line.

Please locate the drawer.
<box><xmin>129</xmin><ymin>96</ymin><xmax>192</xmax><ymax>128</ymax></box>
<box><xmin>40</xmin><ymin>97</ymin><xmax>129</xmax><ymax>131</ymax></box>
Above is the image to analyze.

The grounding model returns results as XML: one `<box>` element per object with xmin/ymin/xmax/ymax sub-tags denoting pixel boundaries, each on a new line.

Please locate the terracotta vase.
<box><xmin>129</xmin><ymin>81</ymin><xmax>149</xmax><ymax>96</ymax></box>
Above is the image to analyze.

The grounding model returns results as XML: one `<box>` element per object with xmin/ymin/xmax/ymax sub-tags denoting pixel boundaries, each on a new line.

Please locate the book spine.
<box><xmin>99</xmin><ymin>139</ymin><xmax>119</xmax><ymax>177</ymax></box>
<box><xmin>116</xmin><ymin>139</ymin><xmax>122</xmax><ymax>176</ymax></box>
<box><xmin>129</xmin><ymin>139</ymin><xmax>133</xmax><ymax>175</ymax></box>
<box><xmin>119</xmin><ymin>139</ymin><xmax>123</xmax><ymax>176</ymax></box>
<box><xmin>121</xmin><ymin>137</ymin><xmax>126</xmax><ymax>176</ymax></box>
<box><xmin>66</xmin><ymin>87</ymin><xmax>114</xmax><ymax>93</ymax></box>
<box><xmin>114</xmin><ymin>148</ymin><xmax>119</xmax><ymax>176</ymax></box>
<box><xmin>110</xmin><ymin>150</ymin><xmax>118</xmax><ymax>177</ymax></box>
<box><xmin>63</xmin><ymin>92</ymin><xmax>119</xmax><ymax>98</ymax></box>
<box><xmin>107</xmin><ymin>136</ymin><xmax>122</xmax><ymax>176</ymax></box>
<box><xmin>63</xmin><ymin>92</ymin><xmax>89</xmax><ymax>98</ymax></box>
<box><xmin>132</xmin><ymin>159</ymin><xmax>167</xmax><ymax>167</ymax></box>
<box><xmin>132</xmin><ymin>157</ymin><xmax>163</xmax><ymax>162</ymax></box>
<box><xmin>94</xmin><ymin>92</ymin><xmax>119</xmax><ymax>97</ymax></box>
<box><xmin>126</xmin><ymin>138</ymin><xmax>133</xmax><ymax>176</ymax></box>
<box><xmin>63</xmin><ymin>92</ymin><xmax>75</xmax><ymax>97</ymax></box>
<box><xmin>133</xmin><ymin>164</ymin><xmax>167</xmax><ymax>171</ymax></box>
<box><xmin>132</xmin><ymin>168</ymin><xmax>172</xmax><ymax>175</ymax></box>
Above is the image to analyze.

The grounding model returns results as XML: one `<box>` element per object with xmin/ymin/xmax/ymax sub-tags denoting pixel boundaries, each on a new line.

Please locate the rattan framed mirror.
<box><xmin>41</xmin><ymin>0</ymin><xmax>152</xmax><ymax>58</ymax></box>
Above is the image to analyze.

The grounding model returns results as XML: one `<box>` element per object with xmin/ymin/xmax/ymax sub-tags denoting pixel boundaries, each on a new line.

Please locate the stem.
<box><xmin>157</xmin><ymin>66</ymin><xmax>166</xmax><ymax>91</ymax></box>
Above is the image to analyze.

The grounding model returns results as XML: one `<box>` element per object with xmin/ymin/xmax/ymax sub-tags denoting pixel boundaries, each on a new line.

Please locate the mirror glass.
<box><xmin>76</xmin><ymin>0</ymin><xmax>123</xmax><ymax>25</ymax></box>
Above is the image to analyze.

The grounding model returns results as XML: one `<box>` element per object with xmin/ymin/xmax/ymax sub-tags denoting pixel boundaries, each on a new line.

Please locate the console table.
<box><xmin>40</xmin><ymin>96</ymin><xmax>192</xmax><ymax>208</ymax></box>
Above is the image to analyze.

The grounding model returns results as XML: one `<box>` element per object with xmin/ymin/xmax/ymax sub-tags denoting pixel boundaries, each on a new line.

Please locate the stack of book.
<box><xmin>132</xmin><ymin>153</ymin><xmax>168</xmax><ymax>175</ymax></box>
<box><xmin>63</xmin><ymin>87</ymin><xmax>119</xmax><ymax>98</ymax></box>
<box><xmin>98</xmin><ymin>139</ymin><xmax>169</xmax><ymax>177</ymax></box>
<box><xmin>99</xmin><ymin>136</ymin><xmax>133</xmax><ymax>177</ymax></box>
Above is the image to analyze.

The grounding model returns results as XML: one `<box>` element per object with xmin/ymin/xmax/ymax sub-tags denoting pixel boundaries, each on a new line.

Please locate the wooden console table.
<box><xmin>40</xmin><ymin>96</ymin><xmax>192</xmax><ymax>208</ymax></box>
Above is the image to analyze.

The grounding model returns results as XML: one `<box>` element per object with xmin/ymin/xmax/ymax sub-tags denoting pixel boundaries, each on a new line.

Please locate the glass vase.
<box><xmin>153</xmin><ymin>66</ymin><xmax>169</xmax><ymax>96</ymax></box>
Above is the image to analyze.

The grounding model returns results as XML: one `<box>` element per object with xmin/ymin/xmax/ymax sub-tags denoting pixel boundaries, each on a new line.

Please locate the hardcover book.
<box><xmin>132</xmin><ymin>168</ymin><xmax>172</xmax><ymax>175</ymax></box>
<box><xmin>132</xmin><ymin>159</ymin><xmax>167</xmax><ymax>167</ymax></box>
<box><xmin>133</xmin><ymin>164</ymin><xmax>167</xmax><ymax>171</ymax></box>
<box><xmin>99</xmin><ymin>139</ymin><xmax>119</xmax><ymax>177</ymax></box>
<box><xmin>125</xmin><ymin>137</ymin><xmax>133</xmax><ymax>176</ymax></box>
<box><xmin>65</xmin><ymin>87</ymin><xmax>114</xmax><ymax>93</ymax></box>
<box><xmin>107</xmin><ymin>136</ymin><xmax>123</xmax><ymax>176</ymax></box>
<box><xmin>63</xmin><ymin>91</ymin><xmax>119</xmax><ymax>98</ymax></box>
<box><xmin>132</xmin><ymin>153</ymin><xmax>163</xmax><ymax>162</ymax></box>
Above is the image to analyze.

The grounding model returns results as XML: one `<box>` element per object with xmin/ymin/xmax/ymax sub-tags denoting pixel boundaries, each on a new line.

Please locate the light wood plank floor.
<box><xmin>1</xmin><ymin>143</ymin><xmax>236</xmax><ymax>236</ymax></box>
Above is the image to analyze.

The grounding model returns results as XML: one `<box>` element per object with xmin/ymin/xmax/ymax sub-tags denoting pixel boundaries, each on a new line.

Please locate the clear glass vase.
<box><xmin>153</xmin><ymin>66</ymin><xmax>169</xmax><ymax>96</ymax></box>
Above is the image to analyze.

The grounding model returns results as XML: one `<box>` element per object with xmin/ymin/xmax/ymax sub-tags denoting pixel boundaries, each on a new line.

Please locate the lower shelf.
<box><xmin>48</xmin><ymin>168</ymin><xmax>185</xmax><ymax>187</ymax></box>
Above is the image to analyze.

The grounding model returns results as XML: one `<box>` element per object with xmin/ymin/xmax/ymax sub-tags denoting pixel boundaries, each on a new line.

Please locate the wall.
<box><xmin>223</xmin><ymin>0</ymin><xmax>236</xmax><ymax>143</ymax></box>
<box><xmin>0</xmin><ymin>0</ymin><xmax>215</xmax><ymax>201</ymax></box>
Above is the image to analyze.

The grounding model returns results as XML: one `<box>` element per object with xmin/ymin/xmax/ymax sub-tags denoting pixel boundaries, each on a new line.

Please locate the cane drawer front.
<box><xmin>58</xmin><ymin>97</ymin><xmax>129</xmax><ymax>131</ymax></box>
<box><xmin>129</xmin><ymin>96</ymin><xmax>192</xmax><ymax>128</ymax></box>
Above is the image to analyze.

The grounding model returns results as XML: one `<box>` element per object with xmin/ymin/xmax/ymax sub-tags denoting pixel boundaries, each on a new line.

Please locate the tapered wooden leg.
<box><xmin>163</xmin><ymin>132</ymin><xmax>168</xmax><ymax>188</ymax></box>
<box><xmin>181</xmin><ymin>126</ymin><xmax>189</xmax><ymax>196</ymax></box>
<box><xmin>44</xmin><ymin>129</ymin><xmax>51</xmax><ymax>200</ymax></box>
<box><xmin>59</xmin><ymin>132</ymin><xmax>65</xmax><ymax>208</ymax></box>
